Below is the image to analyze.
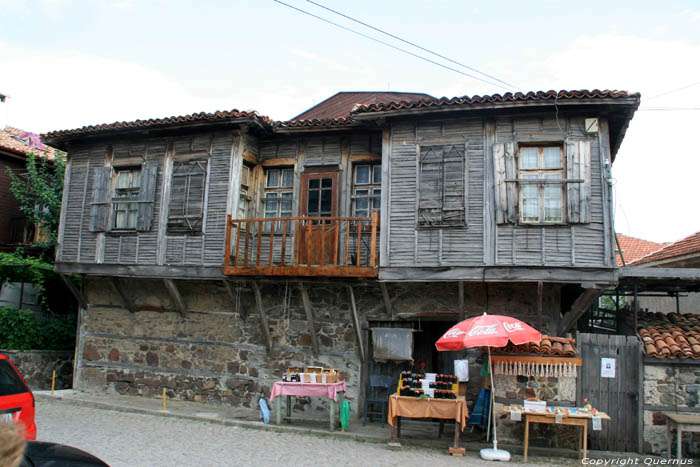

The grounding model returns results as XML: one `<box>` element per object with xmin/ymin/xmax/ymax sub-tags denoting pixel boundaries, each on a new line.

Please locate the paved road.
<box><xmin>35</xmin><ymin>398</ymin><xmax>568</xmax><ymax>466</ymax></box>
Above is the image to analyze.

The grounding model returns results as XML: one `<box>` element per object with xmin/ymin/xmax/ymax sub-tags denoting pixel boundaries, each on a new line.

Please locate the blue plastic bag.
<box><xmin>259</xmin><ymin>397</ymin><xmax>270</xmax><ymax>424</ymax></box>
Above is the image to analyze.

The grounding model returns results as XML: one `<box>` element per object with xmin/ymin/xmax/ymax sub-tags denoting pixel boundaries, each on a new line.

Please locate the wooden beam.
<box><xmin>558</xmin><ymin>288</ymin><xmax>603</xmax><ymax>335</ymax></box>
<box><xmin>347</xmin><ymin>285</ymin><xmax>366</xmax><ymax>361</ymax></box>
<box><xmin>111</xmin><ymin>277</ymin><xmax>134</xmax><ymax>313</ymax></box>
<box><xmin>162</xmin><ymin>279</ymin><xmax>186</xmax><ymax>317</ymax></box>
<box><xmin>251</xmin><ymin>281</ymin><xmax>273</xmax><ymax>354</ymax></box>
<box><xmin>298</xmin><ymin>282</ymin><xmax>319</xmax><ymax>356</ymax></box>
<box><xmin>59</xmin><ymin>273</ymin><xmax>87</xmax><ymax>309</ymax></box>
<box><xmin>458</xmin><ymin>281</ymin><xmax>465</xmax><ymax>321</ymax></box>
<box><xmin>380</xmin><ymin>282</ymin><xmax>393</xmax><ymax>319</ymax></box>
<box><xmin>261</xmin><ymin>157</ymin><xmax>295</xmax><ymax>167</ymax></box>
<box><xmin>537</xmin><ymin>281</ymin><xmax>543</xmax><ymax>331</ymax></box>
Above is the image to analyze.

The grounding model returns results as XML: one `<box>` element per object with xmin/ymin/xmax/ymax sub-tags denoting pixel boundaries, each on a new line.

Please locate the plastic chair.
<box><xmin>363</xmin><ymin>374</ymin><xmax>395</xmax><ymax>427</ymax></box>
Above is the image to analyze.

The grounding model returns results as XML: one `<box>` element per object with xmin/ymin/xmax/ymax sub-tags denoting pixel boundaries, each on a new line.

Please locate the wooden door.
<box><xmin>577</xmin><ymin>333</ymin><xmax>642</xmax><ymax>453</ymax></box>
<box><xmin>298</xmin><ymin>171</ymin><xmax>340</xmax><ymax>265</ymax></box>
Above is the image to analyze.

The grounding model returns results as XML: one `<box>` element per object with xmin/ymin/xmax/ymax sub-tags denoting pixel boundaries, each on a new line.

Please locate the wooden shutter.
<box><xmin>167</xmin><ymin>160</ymin><xmax>207</xmax><ymax>233</ymax></box>
<box><xmin>442</xmin><ymin>144</ymin><xmax>466</xmax><ymax>225</ymax></box>
<box><xmin>136</xmin><ymin>161</ymin><xmax>158</xmax><ymax>232</ymax></box>
<box><xmin>418</xmin><ymin>145</ymin><xmax>444</xmax><ymax>225</ymax></box>
<box><xmin>493</xmin><ymin>142</ymin><xmax>516</xmax><ymax>224</ymax></box>
<box><xmin>89</xmin><ymin>167</ymin><xmax>112</xmax><ymax>232</ymax></box>
<box><xmin>566</xmin><ymin>140</ymin><xmax>591</xmax><ymax>223</ymax></box>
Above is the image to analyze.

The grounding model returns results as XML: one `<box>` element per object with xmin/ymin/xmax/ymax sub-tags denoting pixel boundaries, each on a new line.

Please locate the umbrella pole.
<box><xmin>488</xmin><ymin>346</ymin><xmax>498</xmax><ymax>451</ymax></box>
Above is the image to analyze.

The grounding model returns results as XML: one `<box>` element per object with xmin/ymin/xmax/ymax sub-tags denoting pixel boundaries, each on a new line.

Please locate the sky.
<box><xmin>1</xmin><ymin>0</ymin><xmax>698</xmax><ymax>243</ymax></box>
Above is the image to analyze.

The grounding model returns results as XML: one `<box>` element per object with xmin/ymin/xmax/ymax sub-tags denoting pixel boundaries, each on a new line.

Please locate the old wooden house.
<box><xmin>44</xmin><ymin>89</ymin><xmax>639</xmax><ymax>419</ymax></box>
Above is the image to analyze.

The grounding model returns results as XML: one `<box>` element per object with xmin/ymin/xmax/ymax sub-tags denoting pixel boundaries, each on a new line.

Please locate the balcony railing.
<box><xmin>223</xmin><ymin>210</ymin><xmax>379</xmax><ymax>278</ymax></box>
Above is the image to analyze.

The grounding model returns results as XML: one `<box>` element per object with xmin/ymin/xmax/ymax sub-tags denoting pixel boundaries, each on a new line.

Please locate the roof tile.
<box><xmin>629</xmin><ymin>231</ymin><xmax>700</xmax><ymax>266</ymax></box>
<box><xmin>494</xmin><ymin>335</ymin><xmax>577</xmax><ymax>356</ymax></box>
<box><xmin>0</xmin><ymin>126</ymin><xmax>57</xmax><ymax>160</ymax></box>
<box><xmin>633</xmin><ymin>311</ymin><xmax>700</xmax><ymax>359</ymax></box>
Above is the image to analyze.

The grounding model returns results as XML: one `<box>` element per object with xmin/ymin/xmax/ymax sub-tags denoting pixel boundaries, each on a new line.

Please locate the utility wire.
<box><xmin>644</xmin><ymin>81</ymin><xmax>700</xmax><ymax>101</ymax></box>
<box><xmin>305</xmin><ymin>0</ymin><xmax>521</xmax><ymax>91</ymax></box>
<box><xmin>273</xmin><ymin>0</ymin><xmax>511</xmax><ymax>91</ymax></box>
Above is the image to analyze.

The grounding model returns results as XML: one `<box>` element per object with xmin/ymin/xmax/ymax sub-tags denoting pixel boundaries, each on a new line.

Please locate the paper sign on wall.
<box><xmin>601</xmin><ymin>358</ymin><xmax>616</xmax><ymax>378</ymax></box>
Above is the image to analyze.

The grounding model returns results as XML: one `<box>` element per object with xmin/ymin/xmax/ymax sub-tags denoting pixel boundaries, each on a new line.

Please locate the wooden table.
<box><xmin>270</xmin><ymin>381</ymin><xmax>346</xmax><ymax>432</ymax></box>
<box><xmin>505</xmin><ymin>407</ymin><xmax>611</xmax><ymax>462</ymax></box>
<box><xmin>388</xmin><ymin>395</ymin><xmax>469</xmax><ymax>455</ymax></box>
<box><xmin>665</xmin><ymin>412</ymin><xmax>700</xmax><ymax>460</ymax></box>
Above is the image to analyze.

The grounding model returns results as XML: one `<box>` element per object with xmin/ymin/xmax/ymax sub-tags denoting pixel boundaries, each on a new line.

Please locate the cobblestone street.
<box><xmin>34</xmin><ymin>398</ymin><xmax>573</xmax><ymax>466</ymax></box>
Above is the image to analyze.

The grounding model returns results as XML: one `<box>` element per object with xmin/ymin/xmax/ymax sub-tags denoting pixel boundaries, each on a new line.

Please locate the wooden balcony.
<box><xmin>223</xmin><ymin>211</ymin><xmax>379</xmax><ymax>278</ymax></box>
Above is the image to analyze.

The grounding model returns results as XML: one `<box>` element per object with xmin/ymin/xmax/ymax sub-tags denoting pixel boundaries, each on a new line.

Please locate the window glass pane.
<box><xmin>544</xmin><ymin>199</ymin><xmax>563</xmax><ymax>222</ymax></box>
<box><xmin>372</xmin><ymin>166</ymin><xmax>382</xmax><ymax>184</ymax></box>
<box><xmin>127</xmin><ymin>204</ymin><xmax>138</xmax><ymax>229</ymax></box>
<box><xmin>520</xmin><ymin>148</ymin><xmax>538</xmax><ymax>169</ymax></box>
<box><xmin>115</xmin><ymin>209</ymin><xmax>126</xmax><ymax>229</ymax></box>
<box><xmin>309</xmin><ymin>178</ymin><xmax>320</xmax><ymax>189</ymax></box>
<box><xmin>131</xmin><ymin>170</ymin><xmax>141</xmax><ymax>188</ymax></box>
<box><xmin>281</xmin><ymin>169</ymin><xmax>294</xmax><ymax>188</ymax></box>
<box><xmin>308</xmin><ymin>189</ymin><xmax>319</xmax><ymax>213</ymax></box>
<box><xmin>116</xmin><ymin>171</ymin><xmax>130</xmax><ymax>189</ymax></box>
<box><xmin>543</xmin><ymin>147</ymin><xmax>562</xmax><ymax>169</ymax></box>
<box><xmin>281</xmin><ymin>192</ymin><xmax>293</xmax><ymax>214</ymax></box>
<box><xmin>355</xmin><ymin>189</ymin><xmax>369</xmax><ymax>197</ymax></box>
<box><xmin>320</xmin><ymin>188</ymin><xmax>332</xmax><ymax>213</ymax></box>
<box><xmin>321</xmin><ymin>177</ymin><xmax>333</xmax><ymax>188</ymax></box>
<box><xmin>266</xmin><ymin>169</ymin><xmax>280</xmax><ymax>188</ymax></box>
<box><xmin>356</xmin><ymin>197</ymin><xmax>368</xmax><ymax>211</ymax></box>
<box><xmin>356</xmin><ymin>165</ymin><xmax>370</xmax><ymax>184</ymax></box>
<box><xmin>521</xmin><ymin>183</ymin><xmax>539</xmax><ymax>222</ymax></box>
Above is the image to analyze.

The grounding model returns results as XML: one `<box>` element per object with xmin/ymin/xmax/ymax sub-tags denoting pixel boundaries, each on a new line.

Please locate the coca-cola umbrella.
<box><xmin>435</xmin><ymin>313</ymin><xmax>541</xmax><ymax>461</ymax></box>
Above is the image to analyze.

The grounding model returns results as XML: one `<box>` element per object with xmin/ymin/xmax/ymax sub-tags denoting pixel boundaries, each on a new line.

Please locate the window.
<box><xmin>238</xmin><ymin>164</ymin><xmax>251</xmax><ymax>219</ymax></box>
<box><xmin>112</xmin><ymin>168</ymin><xmax>141</xmax><ymax>230</ymax></box>
<box><xmin>352</xmin><ymin>164</ymin><xmax>381</xmax><ymax>219</ymax></box>
<box><xmin>167</xmin><ymin>160</ymin><xmax>208</xmax><ymax>233</ymax></box>
<box><xmin>263</xmin><ymin>168</ymin><xmax>294</xmax><ymax>232</ymax></box>
<box><xmin>518</xmin><ymin>145</ymin><xmax>565</xmax><ymax>224</ymax></box>
<box><xmin>418</xmin><ymin>144</ymin><xmax>466</xmax><ymax>227</ymax></box>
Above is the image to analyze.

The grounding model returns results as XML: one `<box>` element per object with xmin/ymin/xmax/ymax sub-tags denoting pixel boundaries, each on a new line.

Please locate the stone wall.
<box><xmin>644</xmin><ymin>364</ymin><xmax>700</xmax><ymax>455</ymax></box>
<box><xmin>76</xmin><ymin>277</ymin><xmax>564</xmax><ymax>418</ymax></box>
<box><xmin>493</xmin><ymin>373</ymin><xmax>578</xmax><ymax>448</ymax></box>
<box><xmin>1</xmin><ymin>350</ymin><xmax>74</xmax><ymax>390</ymax></box>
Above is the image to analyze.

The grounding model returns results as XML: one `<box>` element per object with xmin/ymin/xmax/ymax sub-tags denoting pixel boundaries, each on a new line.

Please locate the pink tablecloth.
<box><xmin>270</xmin><ymin>381</ymin><xmax>347</xmax><ymax>402</ymax></box>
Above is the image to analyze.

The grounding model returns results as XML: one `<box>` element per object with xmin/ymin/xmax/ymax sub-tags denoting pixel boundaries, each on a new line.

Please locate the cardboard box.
<box><xmin>524</xmin><ymin>399</ymin><xmax>546</xmax><ymax>413</ymax></box>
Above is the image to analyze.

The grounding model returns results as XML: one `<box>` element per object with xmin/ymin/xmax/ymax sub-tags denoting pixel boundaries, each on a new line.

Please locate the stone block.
<box><xmin>108</xmin><ymin>349</ymin><xmax>120</xmax><ymax>362</ymax></box>
<box><xmin>83</xmin><ymin>344</ymin><xmax>99</xmax><ymax>361</ymax></box>
<box><xmin>652</xmin><ymin>412</ymin><xmax>667</xmax><ymax>425</ymax></box>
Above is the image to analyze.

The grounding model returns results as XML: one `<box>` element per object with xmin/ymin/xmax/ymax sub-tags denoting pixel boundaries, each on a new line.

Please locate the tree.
<box><xmin>6</xmin><ymin>150</ymin><xmax>66</xmax><ymax>255</ymax></box>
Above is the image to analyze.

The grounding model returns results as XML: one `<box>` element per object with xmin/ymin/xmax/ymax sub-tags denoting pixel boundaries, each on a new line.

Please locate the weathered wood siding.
<box><xmin>385</xmin><ymin>114</ymin><xmax>612</xmax><ymax>269</ymax></box>
<box><xmin>386</xmin><ymin>118</ymin><xmax>484</xmax><ymax>267</ymax></box>
<box><xmin>58</xmin><ymin>131</ymin><xmax>239</xmax><ymax>270</ymax></box>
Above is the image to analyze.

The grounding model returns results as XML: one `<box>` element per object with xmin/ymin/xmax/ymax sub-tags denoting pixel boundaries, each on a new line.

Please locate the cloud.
<box><xmin>290</xmin><ymin>49</ymin><xmax>321</xmax><ymax>62</ymax></box>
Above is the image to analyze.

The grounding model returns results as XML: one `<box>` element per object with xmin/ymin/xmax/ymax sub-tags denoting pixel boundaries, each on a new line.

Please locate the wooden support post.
<box><xmin>111</xmin><ymin>277</ymin><xmax>134</xmax><ymax>313</ymax></box>
<box><xmin>380</xmin><ymin>282</ymin><xmax>393</xmax><ymax>319</ymax></box>
<box><xmin>347</xmin><ymin>285</ymin><xmax>366</xmax><ymax>361</ymax></box>
<box><xmin>558</xmin><ymin>288</ymin><xmax>603</xmax><ymax>335</ymax></box>
<box><xmin>59</xmin><ymin>273</ymin><xmax>87</xmax><ymax>309</ymax></box>
<box><xmin>298</xmin><ymin>282</ymin><xmax>319</xmax><ymax>356</ymax></box>
<box><xmin>537</xmin><ymin>281</ymin><xmax>544</xmax><ymax>331</ymax></box>
<box><xmin>458</xmin><ymin>281</ymin><xmax>465</xmax><ymax>321</ymax></box>
<box><xmin>252</xmin><ymin>281</ymin><xmax>273</xmax><ymax>353</ymax></box>
<box><xmin>162</xmin><ymin>279</ymin><xmax>186</xmax><ymax>317</ymax></box>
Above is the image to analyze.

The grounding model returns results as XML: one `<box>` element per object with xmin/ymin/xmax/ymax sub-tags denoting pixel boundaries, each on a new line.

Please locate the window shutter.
<box><xmin>167</xmin><ymin>160</ymin><xmax>208</xmax><ymax>233</ymax></box>
<box><xmin>493</xmin><ymin>142</ymin><xmax>516</xmax><ymax>224</ymax></box>
<box><xmin>89</xmin><ymin>167</ymin><xmax>112</xmax><ymax>232</ymax></box>
<box><xmin>442</xmin><ymin>144</ymin><xmax>466</xmax><ymax>225</ymax></box>
<box><xmin>566</xmin><ymin>140</ymin><xmax>591</xmax><ymax>223</ymax></box>
<box><xmin>418</xmin><ymin>145</ymin><xmax>444</xmax><ymax>225</ymax></box>
<box><xmin>136</xmin><ymin>161</ymin><xmax>158</xmax><ymax>232</ymax></box>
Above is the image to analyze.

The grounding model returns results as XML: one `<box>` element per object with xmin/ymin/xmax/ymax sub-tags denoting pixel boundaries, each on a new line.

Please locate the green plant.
<box><xmin>0</xmin><ymin>306</ymin><xmax>75</xmax><ymax>350</ymax></box>
<box><xmin>6</xmin><ymin>149</ymin><xmax>66</xmax><ymax>251</ymax></box>
<box><xmin>0</xmin><ymin>250</ymin><xmax>56</xmax><ymax>308</ymax></box>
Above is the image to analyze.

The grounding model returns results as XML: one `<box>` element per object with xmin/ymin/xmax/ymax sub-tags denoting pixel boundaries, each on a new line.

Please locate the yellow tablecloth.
<box><xmin>388</xmin><ymin>395</ymin><xmax>469</xmax><ymax>431</ymax></box>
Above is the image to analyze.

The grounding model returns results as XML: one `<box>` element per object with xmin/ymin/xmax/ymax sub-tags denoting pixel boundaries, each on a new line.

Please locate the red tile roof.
<box><xmin>616</xmin><ymin>233</ymin><xmax>667</xmax><ymax>266</ymax></box>
<box><xmin>0</xmin><ymin>126</ymin><xmax>57</xmax><ymax>160</ymax></box>
<box><xmin>44</xmin><ymin>109</ymin><xmax>271</xmax><ymax>140</ymax></box>
<box><xmin>634</xmin><ymin>312</ymin><xmax>700</xmax><ymax>359</ymax></box>
<box><xmin>292</xmin><ymin>91</ymin><xmax>433</xmax><ymax>121</ymax></box>
<box><xmin>495</xmin><ymin>335</ymin><xmax>577</xmax><ymax>356</ymax></box>
<box><xmin>629</xmin><ymin>231</ymin><xmax>700</xmax><ymax>266</ymax></box>
<box><xmin>352</xmin><ymin>89</ymin><xmax>640</xmax><ymax>114</ymax></box>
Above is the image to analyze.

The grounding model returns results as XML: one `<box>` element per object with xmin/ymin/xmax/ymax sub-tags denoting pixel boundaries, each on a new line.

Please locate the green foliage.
<box><xmin>6</xmin><ymin>150</ymin><xmax>66</xmax><ymax>250</ymax></box>
<box><xmin>0</xmin><ymin>306</ymin><xmax>75</xmax><ymax>350</ymax></box>
<box><xmin>0</xmin><ymin>250</ymin><xmax>55</xmax><ymax>308</ymax></box>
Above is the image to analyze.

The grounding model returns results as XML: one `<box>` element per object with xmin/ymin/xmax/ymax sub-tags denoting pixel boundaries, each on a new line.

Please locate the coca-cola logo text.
<box><xmin>443</xmin><ymin>329</ymin><xmax>466</xmax><ymax>339</ymax></box>
<box><xmin>468</xmin><ymin>324</ymin><xmax>498</xmax><ymax>336</ymax></box>
<box><xmin>503</xmin><ymin>322</ymin><xmax>524</xmax><ymax>333</ymax></box>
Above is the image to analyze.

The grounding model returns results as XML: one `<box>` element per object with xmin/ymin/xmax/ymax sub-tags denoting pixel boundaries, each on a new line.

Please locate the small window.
<box><xmin>518</xmin><ymin>145</ymin><xmax>565</xmax><ymax>224</ymax></box>
<box><xmin>418</xmin><ymin>144</ymin><xmax>465</xmax><ymax>227</ymax></box>
<box><xmin>264</xmin><ymin>168</ymin><xmax>294</xmax><ymax>232</ymax></box>
<box><xmin>112</xmin><ymin>168</ymin><xmax>141</xmax><ymax>230</ymax></box>
<box><xmin>352</xmin><ymin>164</ymin><xmax>381</xmax><ymax>220</ymax></box>
<box><xmin>167</xmin><ymin>160</ymin><xmax>208</xmax><ymax>233</ymax></box>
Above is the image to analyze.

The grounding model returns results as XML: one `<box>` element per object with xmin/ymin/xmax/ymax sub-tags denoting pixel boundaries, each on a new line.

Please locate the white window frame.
<box><xmin>518</xmin><ymin>144</ymin><xmax>566</xmax><ymax>224</ymax></box>
<box><xmin>112</xmin><ymin>167</ymin><xmax>141</xmax><ymax>230</ymax></box>
<box><xmin>351</xmin><ymin>164</ymin><xmax>381</xmax><ymax>221</ymax></box>
<box><xmin>263</xmin><ymin>167</ymin><xmax>294</xmax><ymax>232</ymax></box>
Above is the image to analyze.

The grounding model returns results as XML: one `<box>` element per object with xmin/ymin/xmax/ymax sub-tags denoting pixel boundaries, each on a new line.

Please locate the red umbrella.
<box><xmin>435</xmin><ymin>313</ymin><xmax>541</xmax><ymax>461</ymax></box>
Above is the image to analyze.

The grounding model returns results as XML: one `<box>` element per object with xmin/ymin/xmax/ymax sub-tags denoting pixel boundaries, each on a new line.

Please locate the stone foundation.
<box><xmin>1</xmin><ymin>350</ymin><xmax>74</xmax><ymax>390</ymax></box>
<box><xmin>644</xmin><ymin>364</ymin><xmax>700</xmax><ymax>456</ymax></box>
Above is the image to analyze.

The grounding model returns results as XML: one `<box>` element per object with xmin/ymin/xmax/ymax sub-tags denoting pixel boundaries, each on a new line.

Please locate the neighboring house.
<box><xmin>615</xmin><ymin>233</ymin><xmax>667</xmax><ymax>266</ymax></box>
<box><xmin>627</xmin><ymin>231</ymin><xmax>700</xmax><ymax>314</ymax></box>
<box><xmin>43</xmin><ymin>89</ymin><xmax>639</xmax><ymax>424</ymax></box>
<box><xmin>0</xmin><ymin>126</ymin><xmax>57</xmax><ymax>249</ymax></box>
